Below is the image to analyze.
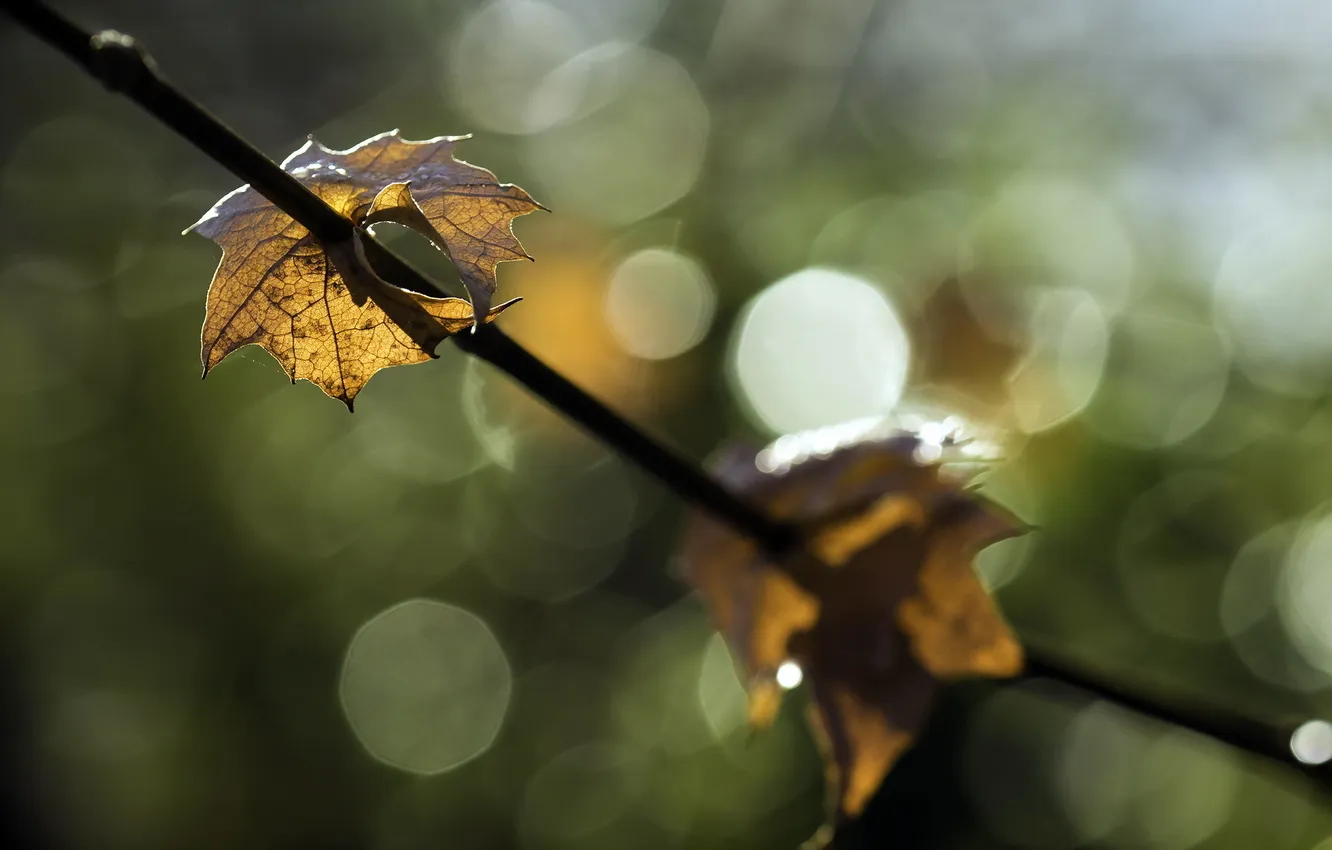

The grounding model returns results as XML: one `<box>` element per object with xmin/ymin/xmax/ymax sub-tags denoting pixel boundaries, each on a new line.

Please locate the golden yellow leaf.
<box><xmin>678</xmin><ymin>420</ymin><xmax>1027</xmax><ymax>828</ymax></box>
<box><xmin>285</xmin><ymin>131</ymin><xmax>542</xmax><ymax>321</ymax></box>
<box><xmin>186</xmin><ymin>131</ymin><xmax>541</xmax><ymax>408</ymax></box>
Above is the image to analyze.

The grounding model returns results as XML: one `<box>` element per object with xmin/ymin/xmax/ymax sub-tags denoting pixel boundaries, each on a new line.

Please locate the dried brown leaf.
<box><xmin>283</xmin><ymin>131</ymin><xmax>542</xmax><ymax>321</ymax></box>
<box><xmin>679</xmin><ymin>420</ymin><xmax>1027</xmax><ymax>828</ymax></box>
<box><xmin>186</xmin><ymin>131</ymin><xmax>540</xmax><ymax>408</ymax></box>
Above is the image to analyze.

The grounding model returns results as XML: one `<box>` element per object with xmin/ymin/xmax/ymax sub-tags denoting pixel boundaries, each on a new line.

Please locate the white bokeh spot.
<box><xmin>730</xmin><ymin>268</ymin><xmax>911</xmax><ymax>435</ymax></box>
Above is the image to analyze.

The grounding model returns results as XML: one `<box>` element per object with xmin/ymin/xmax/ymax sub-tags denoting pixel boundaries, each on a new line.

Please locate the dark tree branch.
<box><xmin>4</xmin><ymin>0</ymin><xmax>1329</xmax><ymax>803</ymax></box>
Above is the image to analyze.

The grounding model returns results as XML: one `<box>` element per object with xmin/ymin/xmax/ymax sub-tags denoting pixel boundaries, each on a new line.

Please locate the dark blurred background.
<box><xmin>4</xmin><ymin>0</ymin><xmax>1332</xmax><ymax>848</ymax></box>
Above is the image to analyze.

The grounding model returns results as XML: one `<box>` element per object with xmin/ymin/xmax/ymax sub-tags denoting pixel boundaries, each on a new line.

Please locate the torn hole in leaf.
<box><xmin>362</xmin><ymin>221</ymin><xmax>468</xmax><ymax>299</ymax></box>
<box><xmin>359</xmin><ymin>181</ymin><xmax>473</xmax><ymax>311</ymax></box>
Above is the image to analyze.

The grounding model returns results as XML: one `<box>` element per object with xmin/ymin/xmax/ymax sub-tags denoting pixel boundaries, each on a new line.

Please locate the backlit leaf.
<box><xmin>186</xmin><ymin>131</ymin><xmax>541</xmax><ymax>408</ymax></box>
<box><xmin>679</xmin><ymin>419</ymin><xmax>1027</xmax><ymax>831</ymax></box>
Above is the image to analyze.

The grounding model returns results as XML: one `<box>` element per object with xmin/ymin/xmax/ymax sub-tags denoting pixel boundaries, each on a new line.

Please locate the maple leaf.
<box><xmin>679</xmin><ymin>419</ymin><xmax>1026</xmax><ymax>831</ymax></box>
<box><xmin>186</xmin><ymin>130</ymin><xmax>542</xmax><ymax>408</ymax></box>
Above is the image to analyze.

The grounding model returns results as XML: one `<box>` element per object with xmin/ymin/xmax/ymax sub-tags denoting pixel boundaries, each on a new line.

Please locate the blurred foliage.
<box><xmin>4</xmin><ymin>1</ymin><xmax>1332</xmax><ymax>849</ymax></box>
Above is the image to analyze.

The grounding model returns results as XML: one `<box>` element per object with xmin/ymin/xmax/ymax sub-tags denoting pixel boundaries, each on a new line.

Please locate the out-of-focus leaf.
<box><xmin>186</xmin><ymin>131</ymin><xmax>541</xmax><ymax>408</ymax></box>
<box><xmin>679</xmin><ymin>421</ymin><xmax>1027</xmax><ymax>829</ymax></box>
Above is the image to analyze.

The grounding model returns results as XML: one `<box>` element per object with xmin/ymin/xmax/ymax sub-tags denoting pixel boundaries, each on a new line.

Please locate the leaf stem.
<box><xmin>6</xmin><ymin>0</ymin><xmax>1329</xmax><ymax>798</ymax></box>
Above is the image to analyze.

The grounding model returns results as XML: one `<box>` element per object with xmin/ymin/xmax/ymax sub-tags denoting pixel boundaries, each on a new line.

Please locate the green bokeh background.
<box><xmin>3</xmin><ymin>1</ymin><xmax>1332</xmax><ymax>849</ymax></box>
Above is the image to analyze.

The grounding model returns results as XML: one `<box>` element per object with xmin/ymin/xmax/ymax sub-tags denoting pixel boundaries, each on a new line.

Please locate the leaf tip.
<box><xmin>182</xmin><ymin>212</ymin><xmax>211</xmax><ymax>236</ymax></box>
<box><xmin>488</xmin><ymin>296</ymin><xmax>523</xmax><ymax>317</ymax></box>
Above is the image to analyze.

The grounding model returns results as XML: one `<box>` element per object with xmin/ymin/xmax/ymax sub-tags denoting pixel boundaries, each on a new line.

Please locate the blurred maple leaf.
<box><xmin>679</xmin><ymin>419</ymin><xmax>1027</xmax><ymax>832</ymax></box>
<box><xmin>186</xmin><ymin>131</ymin><xmax>542</xmax><ymax>408</ymax></box>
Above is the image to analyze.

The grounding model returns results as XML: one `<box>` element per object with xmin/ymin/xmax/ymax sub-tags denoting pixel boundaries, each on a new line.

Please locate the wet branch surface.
<box><xmin>5</xmin><ymin>0</ymin><xmax>1330</xmax><ymax>818</ymax></box>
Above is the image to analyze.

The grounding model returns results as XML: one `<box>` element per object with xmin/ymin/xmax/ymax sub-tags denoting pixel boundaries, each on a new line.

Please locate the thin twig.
<box><xmin>4</xmin><ymin>0</ymin><xmax>1328</xmax><ymax>798</ymax></box>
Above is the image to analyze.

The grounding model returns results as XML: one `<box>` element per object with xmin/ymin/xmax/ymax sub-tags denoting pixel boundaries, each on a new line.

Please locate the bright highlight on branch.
<box><xmin>776</xmin><ymin>660</ymin><xmax>804</xmax><ymax>690</ymax></box>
